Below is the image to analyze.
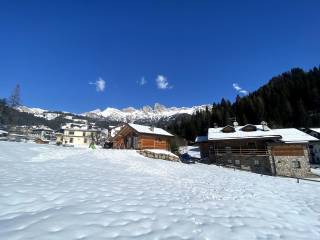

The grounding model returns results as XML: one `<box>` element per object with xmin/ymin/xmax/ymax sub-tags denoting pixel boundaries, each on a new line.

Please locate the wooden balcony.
<box><xmin>213</xmin><ymin>148</ymin><xmax>269</xmax><ymax>156</ymax></box>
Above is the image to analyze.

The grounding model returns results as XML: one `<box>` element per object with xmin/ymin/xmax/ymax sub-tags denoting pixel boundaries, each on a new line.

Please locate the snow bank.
<box><xmin>144</xmin><ymin>149</ymin><xmax>178</xmax><ymax>158</ymax></box>
<box><xmin>311</xmin><ymin>168</ymin><xmax>320</xmax><ymax>176</ymax></box>
<box><xmin>179</xmin><ymin>146</ymin><xmax>201</xmax><ymax>159</ymax></box>
<box><xmin>0</xmin><ymin>142</ymin><xmax>320</xmax><ymax>239</ymax></box>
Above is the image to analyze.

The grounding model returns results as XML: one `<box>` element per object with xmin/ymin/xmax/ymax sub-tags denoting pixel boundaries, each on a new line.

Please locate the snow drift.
<box><xmin>0</xmin><ymin>142</ymin><xmax>319</xmax><ymax>239</ymax></box>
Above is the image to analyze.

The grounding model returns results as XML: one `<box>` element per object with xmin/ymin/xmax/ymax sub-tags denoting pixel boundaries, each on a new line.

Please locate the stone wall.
<box><xmin>214</xmin><ymin>155</ymin><xmax>272</xmax><ymax>175</ymax></box>
<box><xmin>138</xmin><ymin>150</ymin><xmax>180</xmax><ymax>162</ymax></box>
<box><xmin>270</xmin><ymin>148</ymin><xmax>311</xmax><ymax>178</ymax></box>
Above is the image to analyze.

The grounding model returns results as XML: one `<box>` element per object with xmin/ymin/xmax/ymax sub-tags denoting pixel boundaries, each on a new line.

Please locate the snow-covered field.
<box><xmin>0</xmin><ymin>142</ymin><xmax>320</xmax><ymax>240</ymax></box>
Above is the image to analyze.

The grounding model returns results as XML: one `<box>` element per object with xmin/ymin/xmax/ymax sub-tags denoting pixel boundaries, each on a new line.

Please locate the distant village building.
<box><xmin>196</xmin><ymin>122</ymin><xmax>318</xmax><ymax>178</ymax></box>
<box><xmin>34</xmin><ymin>111</ymin><xmax>61</xmax><ymax>121</ymax></box>
<box><xmin>72</xmin><ymin>118</ymin><xmax>88</xmax><ymax>124</ymax></box>
<box><xmin>112</xmin><ymin>123</ymin><xmax>173</xmax><ymax>150</ymax></box>
<box><xmin>0</xmin><ymin>130</ymin><xmax>8</xmax><ymax>140</ymax></box>
<box><xmin>29</xmin><ymin>126</ymin><xmax>54</xmax><ymax>141</ymax></box>
<box><xmin>56</xmin><ymin>123</ymin><xmax>101</xmax><ymax>146</ymax></box>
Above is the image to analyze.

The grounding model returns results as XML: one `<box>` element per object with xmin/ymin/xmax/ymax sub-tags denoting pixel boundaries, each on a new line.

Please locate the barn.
<box><xmin>112</xmin><ymin>123</ymin><xmax>173</xmax><ymax>150</ymax></box>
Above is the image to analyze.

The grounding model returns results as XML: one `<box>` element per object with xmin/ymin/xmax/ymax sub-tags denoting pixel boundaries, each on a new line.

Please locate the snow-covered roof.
<box><xmin>195</xmin><ymin>136</ymin><xmax>208</xmax><ymax>143</ymax></box>
<box><xmin>144</xmin><ymin>149</ymin><xmax>178</xmax><ymax>158</ymax></box>
<box><xmin>0</xmin><ymin>130</ymin><xmax>8</xmax><ymax>134</ymax></box>
<box><xmin>310</xmin><ymin>128</ymin><xmax>320</xmax><ymax>134</ymax></box>
<box><xmin>128</xmin><ymin>123</ymin><xmax>173</xmax><ymax>137</ymax></box>
<box><xmin>206</xmin><ymin>125</ymin><xmax>319</xmax><ymax>143</ymax></box>
<box><xmin>208</xmin><ymin>125</ymin><xmax>280</xmax><ymax>141</ymax></box>
<box><xmin>31</xmin><ymin>125</ymin><xmax>53</xmax><ymax>131</ymax></box>
<box><xmin>272</xmin><ymin>128</ymin><xmax>319</xmax><ymax>143</ymax></box>
<box><xmin>61</xmin><ymin>123</ymin><xmax>99</xmax><ymax>131</ymax></box>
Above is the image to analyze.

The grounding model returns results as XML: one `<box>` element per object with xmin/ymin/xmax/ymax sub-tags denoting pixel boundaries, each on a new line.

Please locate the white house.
<box><xmin>56</xmin><ymin>123</ymin><xmax>101</xmax><ymax>147</ymax></box>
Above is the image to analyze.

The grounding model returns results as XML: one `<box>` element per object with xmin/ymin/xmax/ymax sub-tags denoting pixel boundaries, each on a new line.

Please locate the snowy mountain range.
<box><xmin>81</xmin><ymin>103</ymin><xmax>209</xmax><ymax>123</ymax></box>
<box><xmin>15</xmin><ymin>103</ymin><xmax>209</xmax><ymax>123</ymax></box>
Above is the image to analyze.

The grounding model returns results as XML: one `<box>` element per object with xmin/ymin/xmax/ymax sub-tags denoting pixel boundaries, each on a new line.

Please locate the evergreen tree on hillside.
<box><xmin>169</xmin><ymin>66</ymin><xmax>320</xmax><ymax>142</ymax></box>
<box><xmin>9</xmin><ymin>84</ymin><xmax>21</xmax><ymax>107</ymax></box>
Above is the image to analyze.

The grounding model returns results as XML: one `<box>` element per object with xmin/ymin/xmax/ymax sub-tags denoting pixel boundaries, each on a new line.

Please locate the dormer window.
<box><xmin>240</xmin><ymin>124</ymin><xmax>257</xmax><ymax>132</ymax></box>
<box><xmin>221</xmin><ymin>125</ymin><xmax>236</xmax><ymax>133</ymax></box>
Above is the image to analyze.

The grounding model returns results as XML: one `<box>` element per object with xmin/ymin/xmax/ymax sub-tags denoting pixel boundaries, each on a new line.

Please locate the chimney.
<box><xmin>149</xmin><ymin>126</ymin><xmax>155</xmax><ymax>132</ymax></box>
<box><xmin>261</xmin><ymin>121</ymin><xmax>268</xmax><ymax>131</ymax></box>
<box><xmin>214</xmin><ymin>123</ymin><xmax>218</xmax><ymax>128</ymax></box>
<box><xmin>233</xmin><ymin>121</ymin><xmax>239</xmax><ymax>127</ymax></box>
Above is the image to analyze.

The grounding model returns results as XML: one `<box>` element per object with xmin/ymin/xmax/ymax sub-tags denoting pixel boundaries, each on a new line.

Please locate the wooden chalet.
<box><xmin>196</xmin><ymin>122</ymin><xmax>318</xmax><ymax>178</ymax></box>
<box><xmin>112</xmin><ymin>123</ymin><xmax>173</xmax><ymax>150</ymax></box>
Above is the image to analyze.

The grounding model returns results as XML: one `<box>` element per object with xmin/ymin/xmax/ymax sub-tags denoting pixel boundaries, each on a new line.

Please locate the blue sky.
<box><xmin>0</xmin><ymin>0</ymin><xmax>319</xmax><ymax>113</ymax></box>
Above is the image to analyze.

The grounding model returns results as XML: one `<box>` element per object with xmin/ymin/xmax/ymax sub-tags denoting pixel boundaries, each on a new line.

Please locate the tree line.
<box><xmin>167</xmin><ymin>66</ymin><xmax>320</xmax><ymax>141</ymax></box>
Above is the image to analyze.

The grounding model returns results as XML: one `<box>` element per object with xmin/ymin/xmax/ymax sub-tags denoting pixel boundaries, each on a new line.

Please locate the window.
<box><xmin>69</xmin><ymin>131</ymin><xmax>74</xmax><ymax>135</ymax></box>
<box><xmin>69</xmin><ymin>138</ymin><xmax>73</xmax><ymax>143</ymax></box>
<box><xmin>292</xmin><ymin>160</ymin><xmax>301</xmax><ymax>169</ymax></box>
<box><xmin>235</xmin><ymin>159</ymin><xmax>240</xmax><ymax>165</ymax></box>
<box><xmin>83</xmin><ymin>132</ymin><xmax>86</xmax><ymax>136</ymax></box>
<box><xmin>227</xmin><ymin>159</ymin><xmax>232</xmax><ymax>164</ymax></box>
<box><xmin>84</xmin><ymin>138</ymin><xmax>87</xmax><ymax>143</ymax></box>
<box><xmin>254</xmin><ymin>159</ymin><xmax>259</xmax><ymax>165</ymax></box>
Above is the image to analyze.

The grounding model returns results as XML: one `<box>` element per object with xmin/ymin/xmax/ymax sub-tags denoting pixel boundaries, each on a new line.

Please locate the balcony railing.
<box><xmin>213</xmin><ymin>148</ymin><xmax>269</xmax><ymax>156</ymax></box>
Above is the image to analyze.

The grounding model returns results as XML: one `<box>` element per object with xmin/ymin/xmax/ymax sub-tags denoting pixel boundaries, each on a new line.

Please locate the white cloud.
<box><xmin>232</xmin><ymin>83</ymin><xmax>248</xmax><ymax>95</ymax></box>
<box><xmin>137</xmin><ymin>77</ymin><xmax>147</xmax><ymax>86</ymax></box>
<box><xmin>156</xmin><ymin>75</ymin><xmax>172</xmax><ymax>90</ymax></box>
<box><xmin>89</xmin><ymin>77</ymin><xmax>106</xmax><ymax>92</ymax></box>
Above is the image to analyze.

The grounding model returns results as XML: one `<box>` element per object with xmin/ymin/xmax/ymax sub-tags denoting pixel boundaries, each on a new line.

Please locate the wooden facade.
<box><xmin>112</xmin><ymin>124</ymin><xmax>172</xmax><ymax>150</ymax></box>
<box><xmin>271</xmin><ymin>144</ymin><xmax>305</xmax><ymax>156</ymax></box>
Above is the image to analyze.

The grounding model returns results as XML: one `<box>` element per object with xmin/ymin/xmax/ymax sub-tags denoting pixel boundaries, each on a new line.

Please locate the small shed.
<box><xmin>112</xmin><ymin>123</ymin><xmax>173</xmax><ymax>150</ymax></box>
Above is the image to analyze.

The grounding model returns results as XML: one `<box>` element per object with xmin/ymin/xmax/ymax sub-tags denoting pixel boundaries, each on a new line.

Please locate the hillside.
<box><xmin>0</xmin><ymin>100</ymin><xmax>208</xmax><ymax>130</ymax></box>
<box><xmin>0</xmin><ymin>142</ymin><xmax>319</xmax><ymax>239</ymax></box>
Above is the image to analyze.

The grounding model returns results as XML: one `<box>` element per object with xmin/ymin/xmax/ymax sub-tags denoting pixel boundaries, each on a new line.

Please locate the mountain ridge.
<box><xmin>14</xmin><ymin>103</ymin><xmax>210</xmax><ymax>123</ymax></box>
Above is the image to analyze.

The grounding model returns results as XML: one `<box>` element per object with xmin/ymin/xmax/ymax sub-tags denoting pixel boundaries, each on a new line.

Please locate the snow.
<box><xmin>61</xmin><ymin>123</ymin><xmax>99</xmax><ymax>131</ymax></box>
<box><xmin>82</xmin><ymin>103</ymin><xmax>210</xmax><ymax>122</ymax></box>
<box><xmin>187</xmin><ymin>146</ymin><xmax>201</xmax><ymax>159</ymax></box>
<box><xmin>208</xmin><ymin>125</ymin><xmax>280</xmax><ymax>141</ymax></box>
<box><xmin>311</xmin><ymin>168</ymin><xmax>320</xmax><ymax>176</ymax></box>
<box><xmin>310</xmin><ymin>128</ymin><xmax>320</xmax><ymax>134</ymax></box>
<box><xmin>15</xmin><ymin>106</ymin><xmax>61</xmax><ymax>120</ymax></box>
<box><xmin>272</xmin><ymin>128</ymin><xmax>319</xmax><ymax>143</ymax></box>
<box><xmin>128</xmin><ymin>123</ymin><xmax>173</xmax><ymax>137</ymax></box>
<box><xmin>15</xmin><ymin>106</ymin><xmax>47</xmax><ymax>114</ymax></box>
<box><xmin>144</xmin><ymin>149</ymin><xmax>178</xmax><ymax>157</ymax></box>
<box><xmin>179</xmin><ymin>146</ymin><xmax>201</xmax><ymax>159</ymax></box>
<box><xmin>0</xmin><ymin>142</ymin><xmax>320</xmax><ymax>240</ymax></box>
<box><xmin>0</xmin><ymin>130</ymin><xmax>8</xmax><ymax>134</ymax></box>
<box><xmin>208</xmin><ymin>125</ymin><xmax>318</xmax><ymax>143</ymax></box>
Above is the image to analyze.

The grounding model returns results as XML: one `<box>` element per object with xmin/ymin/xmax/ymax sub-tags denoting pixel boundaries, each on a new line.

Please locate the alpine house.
<box><xmin>112</xmin><ymin>123</ymin><xmax>173</xmax><ymax>150</ymax></box>
<box><xmin>196</xmin><ymin>122</ymin><xmax>319</xmax><ymax>178</ymax></box>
